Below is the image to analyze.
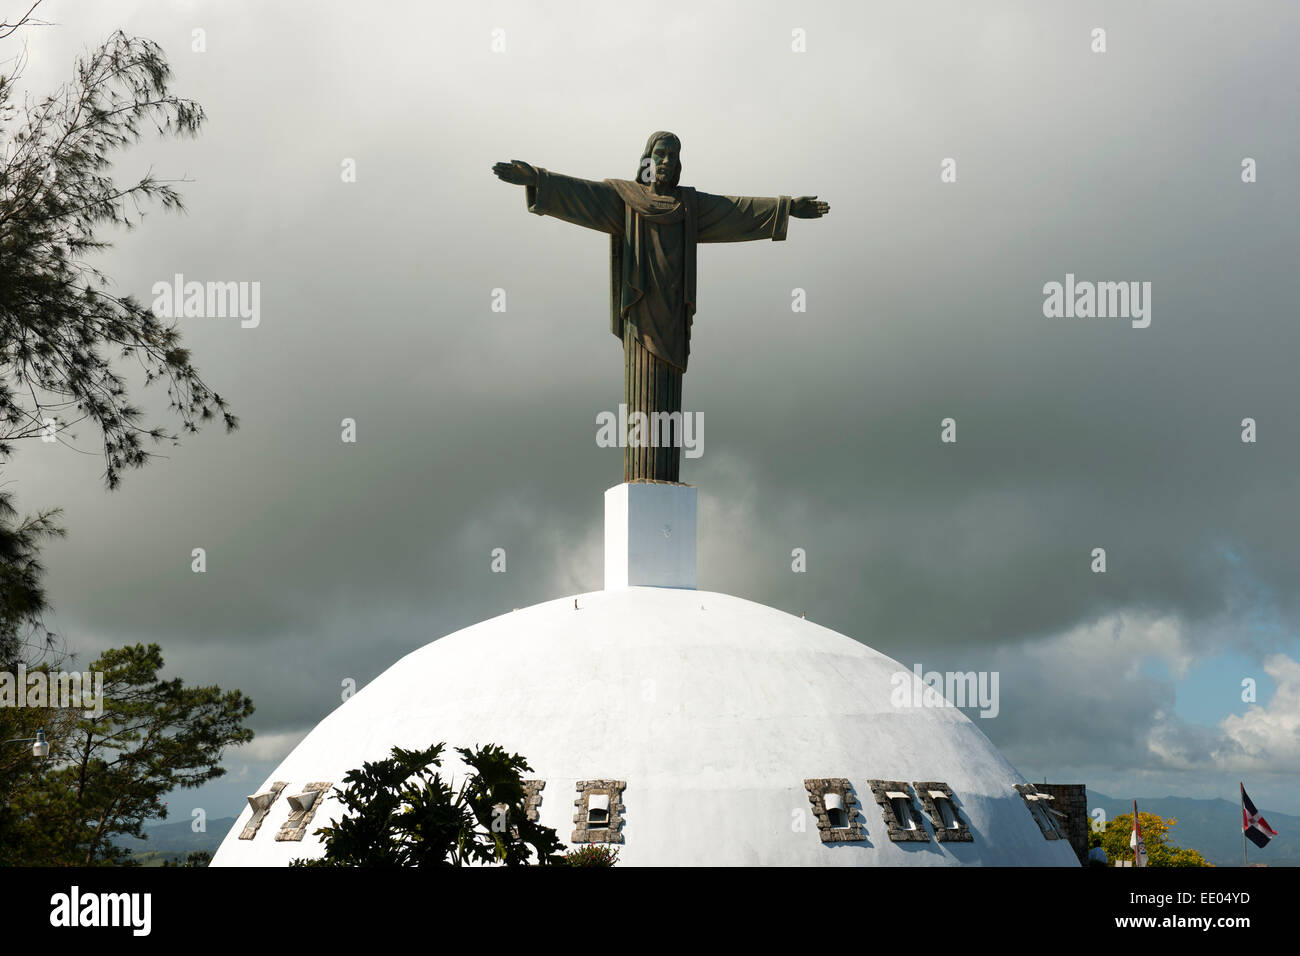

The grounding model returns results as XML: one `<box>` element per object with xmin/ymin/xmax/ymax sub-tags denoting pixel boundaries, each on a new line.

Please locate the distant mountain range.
<box><xmin>1089</xmin><ymin>791</ymin><xmax>1297</xmax><ymax>867</ymax></box>
<box><xmin>113</xmin><ymin>817</ymin><xmax>236</xmax><ymax>863</ymax></box>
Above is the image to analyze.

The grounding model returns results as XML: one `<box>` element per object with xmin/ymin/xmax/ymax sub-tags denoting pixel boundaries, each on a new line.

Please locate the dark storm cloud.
<box><xmin>7</xmin><ymin>1</ymin><xmax>1299</xmax><ymax>811</ymax></box>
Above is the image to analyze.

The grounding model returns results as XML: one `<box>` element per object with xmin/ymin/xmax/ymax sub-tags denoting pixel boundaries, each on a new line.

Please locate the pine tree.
<box><xmin>1</xmin><ymin>9</ymin><xmax>235</xmax><ymax>488</ymax></box>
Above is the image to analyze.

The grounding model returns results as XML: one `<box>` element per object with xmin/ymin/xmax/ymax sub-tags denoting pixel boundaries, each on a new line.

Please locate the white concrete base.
<box><xmin>604</xmin><ymin>482</ymin><xmax>696</xmax><ymax>589</ymax></box>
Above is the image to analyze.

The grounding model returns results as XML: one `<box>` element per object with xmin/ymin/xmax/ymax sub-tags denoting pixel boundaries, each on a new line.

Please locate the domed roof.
<box><xmin>212</xmin><ymin>586</ymin><xmax>1079</xmax><ymax>866</ymax></box>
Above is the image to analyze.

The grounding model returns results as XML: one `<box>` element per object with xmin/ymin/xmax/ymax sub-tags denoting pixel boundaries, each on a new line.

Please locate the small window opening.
<box><xmin>1035</xmin><ymin>798</ymin><xmax>1065</xmax><ymax>838</ymax></box>
<box><xmin>1021</xmin><ymin>789</ymin><xmax>1065</xmax><ymax>839</ymax></box>
<box><xmin>587</xmin><ymin>792</ymin><xmax>610</xmax><ymax>827</ymax></box>
<box><xmin>824</xmin><ymin>792</ymin><xmax>848</xmax><ymax>829</ymax></box>
<box><xmin>935</xmin><ymin>795</ymin><xmax>958</xmax><ymax>829</ymax></box>
<box><xmin>887</xmin><ymin>792</ymin><xmax>916</xmax><ymax>830</ymax></box>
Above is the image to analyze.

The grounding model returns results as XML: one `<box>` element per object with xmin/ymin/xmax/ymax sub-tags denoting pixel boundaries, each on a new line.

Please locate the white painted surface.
<box><xmin>213</xmin><ymin>587</ymin><xmax>1078</xmax><ymax>867</ymax></box>
<box><xmin>604</xmin><ymin>483</ymin><xmax>696</xmax><ymax>589</ymax></box>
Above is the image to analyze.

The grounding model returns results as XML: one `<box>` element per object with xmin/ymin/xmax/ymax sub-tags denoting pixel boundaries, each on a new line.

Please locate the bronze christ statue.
<box><xmin>493</xmin><ymin>131</ymin><xmax>829</xmax><ymax>483</ymax></box>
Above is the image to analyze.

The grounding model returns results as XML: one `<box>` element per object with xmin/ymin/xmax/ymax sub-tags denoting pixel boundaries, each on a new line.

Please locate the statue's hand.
<box><xmin>791</xmin><ymin>195</ymin><xmax>830</xmax><ymax>219</ymax></box>
<box><xmin>492</xmin><ymin>159</ymin><xmax>538</xmax><ymax>187</ymax></box>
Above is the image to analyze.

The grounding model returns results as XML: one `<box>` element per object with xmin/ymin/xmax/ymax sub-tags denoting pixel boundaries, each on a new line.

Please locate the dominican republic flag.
<box><xmin>1130</xmin><ymin>800</ymin><xmax>1148</xmax><ymax>867</ymax></box>
<box><xmin>1241</xmin><ymin>783</ymin><xmax>1278</xmax><ymax>849</ymax></box>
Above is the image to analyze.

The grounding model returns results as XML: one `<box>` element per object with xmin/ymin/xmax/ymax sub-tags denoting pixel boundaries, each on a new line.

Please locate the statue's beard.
<box><xmin>653</xmin><ymin>165</ymin><xmax>678</xmax><ymax>192</ymax></box>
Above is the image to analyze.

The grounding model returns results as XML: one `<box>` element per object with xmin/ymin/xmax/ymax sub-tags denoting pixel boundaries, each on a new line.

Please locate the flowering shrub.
<box><xmin>564</xmin><ymin>844</ymin><xmax>620</xmax><ymax>867</ymax></box>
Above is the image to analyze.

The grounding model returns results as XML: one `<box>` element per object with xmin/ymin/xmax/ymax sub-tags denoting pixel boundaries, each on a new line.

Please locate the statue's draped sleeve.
<box><xmin>695</xmin><ymin>192</ymin><xmax>791</xmax><ymax>243</ymax></box>
<box><xmin>525</xmin><ymin>168</ymin><xmax>625</xmax><ymax>235</ymax></box>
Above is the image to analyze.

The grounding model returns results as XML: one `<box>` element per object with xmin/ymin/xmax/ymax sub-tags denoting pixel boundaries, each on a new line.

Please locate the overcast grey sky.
<box><xmin>6</xmin><ymin>0</ymin><xmax>1300</xmax><ymax>824</ymax></box>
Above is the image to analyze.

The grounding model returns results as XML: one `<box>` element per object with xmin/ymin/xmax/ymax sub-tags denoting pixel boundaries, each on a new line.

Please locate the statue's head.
<box><xmin>638</xmin><ymin>131</ymin><xmax>681</xmax><ymax>189</ymax></box>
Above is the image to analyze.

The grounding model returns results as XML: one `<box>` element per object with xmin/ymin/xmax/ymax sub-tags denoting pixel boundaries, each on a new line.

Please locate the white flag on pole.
<box><xmin>1130</xmin><ymin>800</ymin><xmax>1148</xmax><ymax>867</ymax></box>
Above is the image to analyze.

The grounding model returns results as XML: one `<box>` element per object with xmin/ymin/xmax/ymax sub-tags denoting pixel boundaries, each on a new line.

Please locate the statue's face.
<box><xmin>650</xmin><ymin>138</ymin><xmax>681</xmax><ymax>187</ymax></box>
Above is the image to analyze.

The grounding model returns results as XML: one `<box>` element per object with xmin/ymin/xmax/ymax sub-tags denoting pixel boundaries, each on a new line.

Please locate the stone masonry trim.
<box><xmin>506</xmin><ymin>779</ymin><xmax>546</xmax><ymax>840</ymax></box>
<box><xmin>913</xmin><ymin>780</ymin><xmax>973</xmax><ymax>843</ymax></box>
<box><xmin>1014</xmin><ymin>783</ymin><xmax>1063</xmax><ymax>840</ymax></box>
<box><xmin>275</xmin><ymin>781</ymin><xmax>332</xmax><ymax>842</ymax></box>
<box><xmin>240</xmin><ymin>781</ymin><xmax>287</xmax><ymax>840</ymax></box>
<box><xmin>867</xmin><ymin>779</ymin><xmax>931</xmax><ymax>842</ymax></box>
<box><xmin>522</xmin><ymin>779</ymin><xmax>545</xmax><ymax>822</ymax></box>
<box><xmin>572</xmin><ymin>779</ymin><xmax>626</xmax><ymax>844</ymax></box>
<box><xmin>1035</xmin><ymin>783</ymin><xmax>1089</xmax><ymax>864</ymax></box>
<box><xmin>803</xmin><ymin>778</ymin><xmax>865</xmax><ymax>843</ymax></box>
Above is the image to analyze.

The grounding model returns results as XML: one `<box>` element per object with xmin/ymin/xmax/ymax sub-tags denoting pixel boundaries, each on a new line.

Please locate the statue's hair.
<box><xmin>637</xmin><ymin>131</ymin><xmax>682</xmax><ymax>187</ymax></box>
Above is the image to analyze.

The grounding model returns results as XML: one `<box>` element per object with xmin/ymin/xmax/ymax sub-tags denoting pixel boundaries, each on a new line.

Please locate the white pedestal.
<box><xmin>604</xmin><ymin>483</ymin><xmax>697</xmax><ymax>590</ymax></box>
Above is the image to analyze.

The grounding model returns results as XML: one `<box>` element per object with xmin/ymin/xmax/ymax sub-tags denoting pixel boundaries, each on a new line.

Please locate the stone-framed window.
<box><xmin>1035</xmin><ymin>783</ymin><xmax>1089</xmax><ymax>864</ymax></box>
<box><xmin>913</xmin><ymin>781</ymin><xmax>973</xmax><ymax>843</ymax></box>
<box><xmin>1014</xmin><ymin>783</ymin><xmax>1065</xmax><ymax>840</ymax></box>
<box><xmin>240</xmin><ymin>781</ymin><xmax>287</xmax><ymax>839</ymax></box>
<box><xmin>502</xmin><ymin>779</ymin><xmax>546</xmax><ymax>839</ymax></box>
<box><xmin>275</xmin><ymin>781</ymin><xmax>332</xmax><ymax>842</ymax></box>
<box><xmin>572</xmin><ymin>779</ymin><xmax>626</xmax><ymax>844</ymax></box>
<box><xmin>522</xmin><ymin>779</ymin><xmax>545</xmax><ymax>823</ymax></box>
<box><xmin>867</xmin><ymin>779</ymin><xmax>931</xmax><ymax>842</ymax></box>
<box><xmin>803</xmin><ymin>778</ymin><xmax>865</xmax><ymax>843</ymax></box>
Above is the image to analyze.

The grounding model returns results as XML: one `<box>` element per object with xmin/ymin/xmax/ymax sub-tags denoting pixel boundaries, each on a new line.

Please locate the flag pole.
<box><xmin>1241</xmin><ymin>781</ymin><xmax>1247</xmax><ymax>867</ymax></box>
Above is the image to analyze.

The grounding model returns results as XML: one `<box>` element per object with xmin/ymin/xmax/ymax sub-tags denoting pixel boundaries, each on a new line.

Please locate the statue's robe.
<box><xmin>525</xmin><ymin>169</ymin><xmax>791</xmax><ymax>482</ymax></box>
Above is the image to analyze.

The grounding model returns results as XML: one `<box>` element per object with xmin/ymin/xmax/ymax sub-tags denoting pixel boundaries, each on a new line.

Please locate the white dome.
<box><xmin>212</xmin><ymin>586</ymin><xmax>1078</xmax><ymax>866</ymax></box>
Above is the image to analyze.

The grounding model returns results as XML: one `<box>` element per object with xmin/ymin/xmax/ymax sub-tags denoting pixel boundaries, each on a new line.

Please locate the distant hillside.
<box><xmin>1088</xmin><ymin>791</ymin><xmax>1297</xmax><ymax>867</ymax></box>
<box><xmin>113</xmin><ymin>817</ymin><xmax>236</xmax><ymax>863</ymax></box>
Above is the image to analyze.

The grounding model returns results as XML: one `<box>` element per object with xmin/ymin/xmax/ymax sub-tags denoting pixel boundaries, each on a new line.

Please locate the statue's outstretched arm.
<box><xmin>494</xmin><ymin>161</ymin><xmax>623</xmax><ymax>235</ymax></box>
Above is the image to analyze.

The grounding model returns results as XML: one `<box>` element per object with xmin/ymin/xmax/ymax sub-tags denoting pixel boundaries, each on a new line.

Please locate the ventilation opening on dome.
<box><xmin>803</xmin><ymin>778</ymin><xmax>865</xmax><ymax>843</ymax></box>
<box><xmin>914</xmin><ymin>782</ymin><xmax>973</xmax><ymax>843</ymax></box>
<box><xmin>287</xmin><ymin>789</ymin><xmax>321</xmax><ymax>814</ymax></box>
<box><xmin>887</xmin><ymin>792</ymin><xmax>916</xmax><ymax>830</ymax></box>
<box><xmin>587</xmin><ymin>792</ymin><xmax>610</xmax><ymax>827</ymax></box>
<box><xmin>824</xmin><ymin>792</ymin><xmax>848</xmax><ymax>829</ymax></box>
<box><xmin>1015</xmin><ymin>783</ymin><xmax>1065</xmax><ymax>840</ymax></box>
<box><xmin>572</xmin><ymin>780</ymin><xmax>626</xmax><ymax>845</ymax></box>
<box><xmin>239</xmin><ymin>781</ymin><xmax>287</xmax><ymax>840</ymax></box>
<box><xmin>868</xmin><ymin>779</ymin><xmax>931</xmax><ymax>842</ymax></box>
<box><xmin>1040</xmin><ymin>802</ymin><xmax>1066</xmax><ymax>838</ymax></box>
<box><xmin>934</xmin><ymin>795</ymin><xmax>958</xmax><ymax>830</ymax></box>
<box><xmin>275</xmin><ymin>781</ymin><xmax>331</xmax><ymax>842</ymax></box>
